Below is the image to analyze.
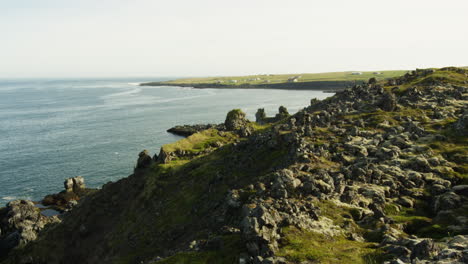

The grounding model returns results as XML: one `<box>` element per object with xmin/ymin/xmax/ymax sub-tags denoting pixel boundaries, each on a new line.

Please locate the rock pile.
<box><xmin>0</xmin><ymin>200</ymin><xmax>60</xmax><ymax>257</ymax></box>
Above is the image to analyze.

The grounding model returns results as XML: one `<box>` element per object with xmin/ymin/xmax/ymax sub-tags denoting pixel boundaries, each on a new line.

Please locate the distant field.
<box><xmin>163</xmin><ymin>70</ymin><xmax>409</xmax><ymax>85</ymax></box>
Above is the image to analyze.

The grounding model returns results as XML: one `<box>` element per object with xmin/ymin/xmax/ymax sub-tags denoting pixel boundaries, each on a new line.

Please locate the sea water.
<box><xmin>0</xmin><ymin>78</ymin><xmax>332</xmax><ymax>205</ymax></box>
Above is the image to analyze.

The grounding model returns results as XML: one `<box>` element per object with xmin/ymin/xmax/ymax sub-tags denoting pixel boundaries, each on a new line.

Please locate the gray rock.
<box><xmin>452</xmin><ymin>185</ymin><xmax>468</xmax><ymax>196</ymax></box>
<box><xmin>136</xmin><ymin>150</ymin><xmax>154</xmax><ymax>169</ymax></box>
<box><xmin>410</xmin><ymin>239</ymin><xmax>437</xmax><ymax>261</ymax></box>
<box><xmin>225</xmin><ymin>109</ymin><xmax>248</xmax><ymax>131</ymax></box>
<box><xmin>433</xmin><ymin>192</ymin><xmax>462</xmax><ymax>213</ymax></box>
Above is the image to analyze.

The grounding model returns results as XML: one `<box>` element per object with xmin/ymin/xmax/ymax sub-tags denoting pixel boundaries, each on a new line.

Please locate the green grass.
<box><xmin>162</xmin><ymin>129</ymin><xmax>238</xmax><ymax>153</ymax></box>
<box><xmin>386</xmin><ymin>67</ymin><xmax>468</xmax><ymax>93</ymax></box>
<box><xmin>160</xmin><ymin>70</ymin><xmax>408</xmax><ymax>86</ymax></box>
<box><xmin>153</xmin><ymin>235</ymin><xmax>242</xmax><ymax>264</ymax></box>
<box><xmin>427</xmin><ymin>131</ymin><xmax>468</xmax><ymax>184</ymax></box>
<box><xmin>277</xmin><ymin>227</ymin><xmax>387</xmax><ymax>264</ymax></box>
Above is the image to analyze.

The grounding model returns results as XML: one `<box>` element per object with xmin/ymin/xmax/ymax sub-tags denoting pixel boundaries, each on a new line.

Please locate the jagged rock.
<box><xmin>0</xmin><ymin>200</ymin><xmax>60</xmax><ymax>256</ymax></box>
<box><xmin>226</xmin><ymin>190</ymin><xmax>242</xmax><ymax>208</ymax></box>
<box><xmin>225</xmin><ymin>109</ymin><xmax>248</xmax><ymax>131</ymax></box>
<box><xmin>136</xmin><ymin>150</ymin><xmax>153</xmax><ymax>169</ymax></box>
<box><xmin>256</xmin><ymin>108</ymin><xmax>267</xmax><ymax>124</ymax></box>
<box><xmin>410</xmin><ymin>239</ymin><xmax>437</xmax><ymax>261</ymax></box>
<box><xmin>432</xmin><ymin>192</ymin><xmax>462</xmax><ymax>214</ymax></box>
<box><xmin>453</xmin><ymin>109</ymin><xmax>468</xmax><ymax>135</ymax></box>
<box><xmin>64</xmin><ymin>176</ymin><xmax>85</xmax><ymax>193</ymax></box>
<box><xmin>452</xmin><ymin>185</ymin><xmax>468</xmax><ymax>196</ymax></box>
<box><xmin>380</xmin><ymin>91</ymin><xmax>397</xmax><ymax>111</ymax></box>
<box><xmin>397</xmin><ymin>196</ymin><xmax>414</xmax><ymax>208</ymax></box>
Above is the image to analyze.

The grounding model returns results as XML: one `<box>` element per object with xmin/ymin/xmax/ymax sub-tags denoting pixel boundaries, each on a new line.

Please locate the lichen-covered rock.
<box><xmin>64</xmin><ymin>176</ymin><xmax>85</xmax><ymax>193</ymax></box>
<box><xmin>0</xmin><ymin>200</ymin><xmax>60</xmax><ymax>256</ymax></box>
<box><xmin>225</xmin><ymin>109</ymin><xmax>248</xmax><ymax>131</ymax></box>
<box><xmin>380</xmin><ymin>91</ymin><xmax>397</xmax><ymax>111</ymax></box>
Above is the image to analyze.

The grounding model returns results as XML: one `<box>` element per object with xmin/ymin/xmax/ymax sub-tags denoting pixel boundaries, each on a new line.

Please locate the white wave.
<box><xmin>127</xmin><ymin>82</ymin><xmax>141</xmax><ymax>86</ymax></box>
<box><xmin>2</xmin><ymin>196</ymin><xmax>17</xmax><ymax>201</ymax></box>
<box><xmin>101</xmin><ymin>87</ymin><xmax>142</xmax><ymax>99</ymax></box>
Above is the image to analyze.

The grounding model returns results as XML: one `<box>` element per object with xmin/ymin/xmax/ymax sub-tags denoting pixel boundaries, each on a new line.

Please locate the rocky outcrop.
<box><xmin>255</xmin><ymin>106</ymin><xmax>291</xmax><ymax>125</ymax></box>
<box><xmin>0</xmin><ymin>200</ymin><xmax>60</xmax><ymax>257</ymax></box>
<box><xmin>136</xmin><ymin>150</ymin><xmax>154</xmax><ymax>169</ymax></box>
<box><xmin>225</xmin><ymin>109</ymin><xmax>248</xmax><ymax>131</ymax></box>
<box><xmin>167</xmin><ymin>124</ymin><xmax>220</xmax><ymax>137</ymax></box>
<box><xmin>64</xmin><ymin>176</ymin><xmax>85</xmax><ymax>193</ymax></box>
<box><xmin>41</xmin><ymin>176</ymin><xmax>93</xmax><ymax>211</ymax></box>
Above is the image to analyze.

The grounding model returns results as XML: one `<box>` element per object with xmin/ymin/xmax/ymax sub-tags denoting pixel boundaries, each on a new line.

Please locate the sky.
<box><xmin>0</xmin><ymin>0</ymin><xmax>467</xmax><ymax>78</ymax></box>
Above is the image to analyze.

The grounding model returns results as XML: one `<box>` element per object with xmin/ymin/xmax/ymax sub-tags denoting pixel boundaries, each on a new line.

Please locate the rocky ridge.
<box><xmin>1</xmin><ymin>67</ymin><xmax>467</xmax><ymax>264</ymax></box>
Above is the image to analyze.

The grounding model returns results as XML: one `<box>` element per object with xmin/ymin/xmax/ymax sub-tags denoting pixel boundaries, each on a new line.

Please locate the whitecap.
<box><xmin>2</xmin><ymin>196</ymin><xmax>16</xmax><ymax>201</ymax></box>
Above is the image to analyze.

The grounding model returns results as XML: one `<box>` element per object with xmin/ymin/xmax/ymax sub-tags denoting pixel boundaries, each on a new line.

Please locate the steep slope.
<box><xmin>2</xmin><ymin>67</ymin><xmax>467</xmax><ymax>264</ymax></box>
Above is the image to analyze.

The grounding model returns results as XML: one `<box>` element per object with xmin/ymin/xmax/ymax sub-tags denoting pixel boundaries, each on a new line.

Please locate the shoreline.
<box><xmin>140</xmin><ymin>80</ymin><xmax>363</xmax><ymax>92</ymax></box>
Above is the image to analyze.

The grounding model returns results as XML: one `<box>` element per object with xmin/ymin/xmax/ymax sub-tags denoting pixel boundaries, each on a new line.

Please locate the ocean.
<box><xmin>0</xmin><ymin>78</ymin><xmax>332</xmax><ymax>205</ymax></box>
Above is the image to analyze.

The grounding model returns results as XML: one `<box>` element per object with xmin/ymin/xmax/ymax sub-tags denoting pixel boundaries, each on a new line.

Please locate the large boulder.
<box><xmin>255</xmin><ymin>108</ymin><xmax>267</xmax><ymax>124</ymax></box>
<box><xmin>453</xmin><ymin>109</ymin><xmax>468</xmax><ymax>135</ymax></box>
<box><xmin>432</xmin><ymin>192</ymin><xmax>462</xmax><ymax>213</ymax></box>
<box><xmin>274</xmin><ymin>106</ymin><xmax>290</xmax><ymax>120</ymax></box>
<box><xmin>380</xmin><ymin>91</ymin><xmax>397</xmax><ymax>111</ymax></box>
<box><xmin>64</xmin><ymin>176</ymin><xmax>85</xmax><ymax>193</ymax></box>
<box><xmin>225</xmin><ymin>109</ymin><xmax>248</xmax><ymax>131</ymax></box>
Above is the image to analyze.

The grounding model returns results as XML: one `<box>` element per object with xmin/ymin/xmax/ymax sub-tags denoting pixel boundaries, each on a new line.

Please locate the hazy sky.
<box><xmin>1</xmin><ymin>0</ymin><xmax>467</xmax><ymax>78</ymax></box>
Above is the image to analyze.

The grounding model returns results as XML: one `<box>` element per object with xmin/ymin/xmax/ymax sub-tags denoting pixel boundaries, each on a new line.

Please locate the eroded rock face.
<box><xmin>0</xmin><ymin>200</ymin><xmax>60</xmax><ymax>257</ymax></box>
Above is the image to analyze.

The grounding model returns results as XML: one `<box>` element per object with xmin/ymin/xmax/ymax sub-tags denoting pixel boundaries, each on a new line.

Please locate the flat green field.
<box><xmin>163</xmin><ymin>70</ymin><xmax>409</xmax><ymax>85</ymax></box>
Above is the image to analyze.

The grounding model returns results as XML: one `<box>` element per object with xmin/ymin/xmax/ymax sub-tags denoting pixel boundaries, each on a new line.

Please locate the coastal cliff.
<box><xmin>1</xmin><ymin>67</ymin><xmax>467</xmax><ymax>264</ymax></box>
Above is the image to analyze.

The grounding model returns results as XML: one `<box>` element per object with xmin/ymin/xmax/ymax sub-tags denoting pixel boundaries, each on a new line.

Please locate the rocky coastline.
<box><xmin>1</xmin><ymin>67</ymin><xmax>467</xmax><ymax>264</ymax></box>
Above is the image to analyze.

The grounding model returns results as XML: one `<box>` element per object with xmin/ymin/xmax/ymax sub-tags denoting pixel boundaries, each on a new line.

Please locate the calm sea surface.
<box><xmin>0</xmin><ymin>78</ymin><xmax>332</xmax><ymax>205</ymax></box>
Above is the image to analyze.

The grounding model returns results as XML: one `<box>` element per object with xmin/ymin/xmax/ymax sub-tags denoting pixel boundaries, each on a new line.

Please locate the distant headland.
<box><xmin>140</xmin><ymin>70</ymin><xmax>408</xmax><ymax>91</ymax></box>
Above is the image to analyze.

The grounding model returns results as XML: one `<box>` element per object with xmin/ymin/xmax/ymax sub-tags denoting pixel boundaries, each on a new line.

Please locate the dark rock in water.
<box><xmin>43</xmin><ymin>176</ymin><xmax>91</xmax><ymax>208</ymax></box>
<box><xmin>136</xmin><ymin>149</ymin><xmax>153</xmax><ymax>169</ymax></box>
<box><xmin>167</xmin><ymin>124</ymin><xmax>219</xmax><ymax>137</ymax></box>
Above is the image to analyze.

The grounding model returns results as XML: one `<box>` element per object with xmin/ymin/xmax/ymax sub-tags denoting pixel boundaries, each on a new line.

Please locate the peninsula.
<box><xmin>140</xmin><ymin>70</ymin><xmax>408</xmax><ymax>91</ymax></box>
